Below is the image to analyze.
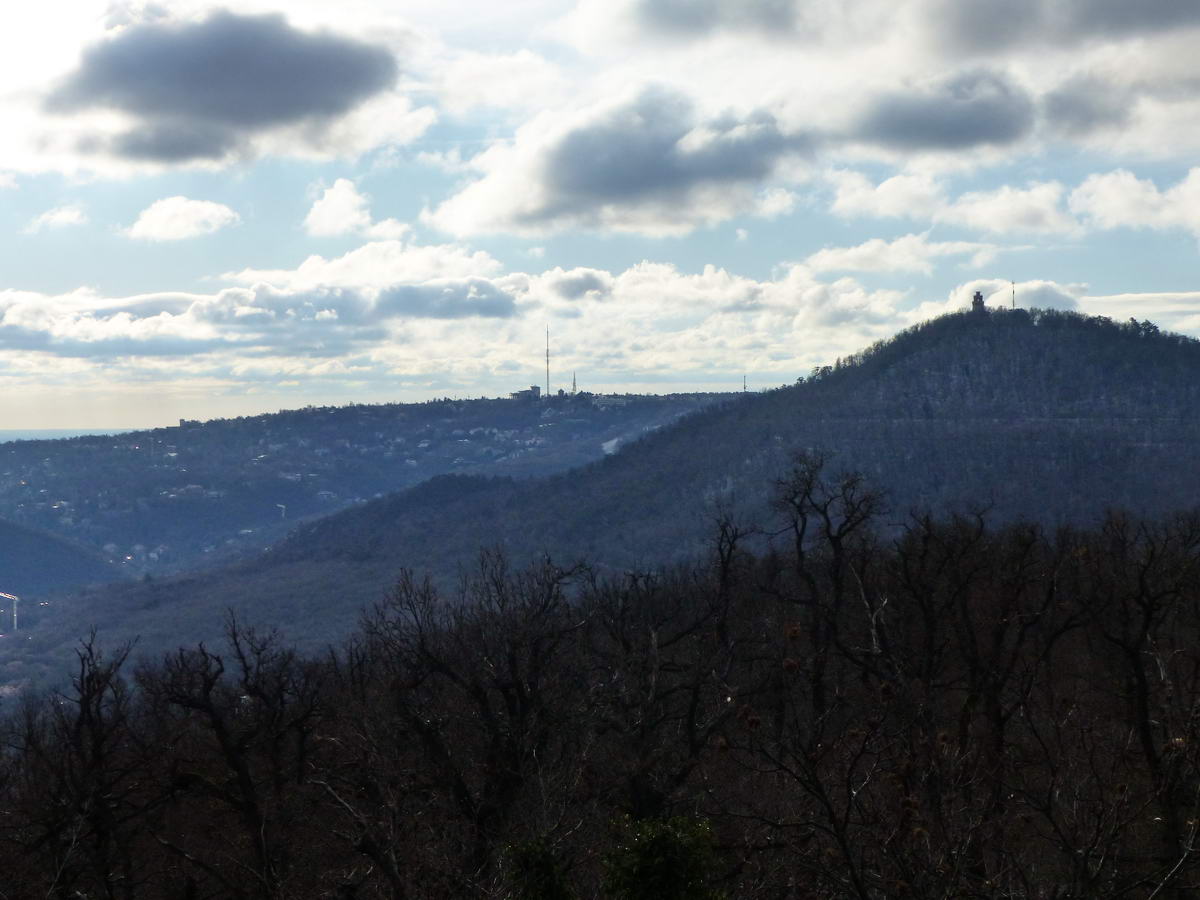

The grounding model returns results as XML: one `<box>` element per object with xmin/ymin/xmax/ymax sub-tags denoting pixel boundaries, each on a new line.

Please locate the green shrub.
<box><xmin>602</xmin><ymin>816</ymin><xmax>724</xmax><ymax>900</ymax></box>
<box><xmin>505</xmin><ymin>838</ymin><xmax>575</xmax><ymax>900</ymax></box>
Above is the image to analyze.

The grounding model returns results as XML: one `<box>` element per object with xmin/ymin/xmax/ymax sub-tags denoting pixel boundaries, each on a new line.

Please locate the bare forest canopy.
<box><xmin>9</xmin><ymin>455</ymin><xmax>1200</xmax><ymax>897</ymax></box>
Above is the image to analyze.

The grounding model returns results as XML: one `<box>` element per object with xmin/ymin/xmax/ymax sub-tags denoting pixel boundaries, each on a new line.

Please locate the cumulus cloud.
<box><xmin>557</xmin><ymin>0</ymin><xmax>879</xmax><ymax>48</ymax></box>
<box><xmin>427</xmin><ymin>86</ymin><xmax>810</xmax><ymax>237</ymax></box>
<box><xmin>0</xmin><ymin>273</ymin><xmax>514</xmax><ymax>364</ymax></box>
<box><xmin>376</xmin><ymin>280</ymin><xmax>517</xmax><ymax>319</ymax></box>
<box><xmin>45</xmin><ymin>10</ymin><xmax>400</xmax><ymax>163</ymax></box>
<box><xmin>805</xmin><ymin>233</ymin><xmax>1000</xmax><ymax>275</ymax></box>
<box><xmin>35</xmin><ymin>232</ymin><xmax>1200</xmax><ymax>413</ymax></box>
<box><xmin>227</xmin><ymin>239</ymin><xmax>504</xmax><ymax>291</ymax></box>
<box><xmin>827</xmin><ymin>172</ymin><xmax>1077</xmax><ymax>235</ymax></box>
<box><xmin>1015</xmin><ymin>280</ymin><xmax>1087</xmax><ymax>310</ymax></box>
<box><xmin>0</xmin><ymin>173</ymin><xmax>16</xmax><ymax>190</ymax></box>
<box><xmin>1042</xmin><ymin>73</ymin><xmax>1133</xmax><ymax>138</ymax></box>
<box><xmin>938</xmin><ymin>182</ymin><xmax>1079</xmax><ymax>235</ymax></box>
<box><xmin>536</xmin><ymin>267</ymin><xmax>615</xmax><ymax>302</ymax></box>
<box><xmin>24</xmin><ymin>204</ymin><xmax>87</xmax><ymax>233</ymax></box>
<box><xmin>854</xmin><ymin>70</ymin><xmax>1035</xmax><ymax>152</ymax></box>
<box><xmin>634</xmin><ymin>0</ymin><xmax>800</xmax><ymax>37</ymax></box>
<box><xmin>126</xmin><ymin>196</ymin><xmax>240</xmax><ymax>241</ymax></box>
<box><xmin>0</xmin><ymin>247</ymin><xmax>921</xmax><ymax>403</ymax></box>
<box><xmin>1068</xmin><ymin>168</ymin><xmax>1200</xmax><ymax>235</ymax></box>
<box><xmin>432</xmin><ymin>49</ymin><xmax>568</xmax><ymax>115</ymax></box>
<box><xmin>540</xmin><ymin>93</ymin><xmax>795</xmax><ymax>204</ymax></box>
<box><xmin>304</xmin><ymin>178</ymin><xmax>408</xmax><ymax>239</ymax></box>
<box><xmin>828</xmin><ymin>170</ymin><xmax>947</xmax><ymax>219</ymax></box>
<box><xmin>928</xmin><ymin>0</ymin><xmax>1200</xmax><ymax>54</ymax></box>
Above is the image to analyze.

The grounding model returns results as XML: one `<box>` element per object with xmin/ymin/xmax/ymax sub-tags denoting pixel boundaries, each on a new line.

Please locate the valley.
<box><xmin>8</xmin><ymin>306</ymin><xmax>1200</xmax><ymax>686</ymax></box>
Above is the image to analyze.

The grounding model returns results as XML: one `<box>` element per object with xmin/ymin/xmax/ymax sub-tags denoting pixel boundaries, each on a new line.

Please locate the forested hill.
<box><xmin>0</xmin><ymin>518</ymin><xmax>117</xmax><ymax>599</ymax></box>
<box><xmin>17</xmin><ymin>307</ymin><xmax>1200</xmax><ymax>677</ymax></box>
<box><xmin>274</xmin><ymin>307</ymin><xmax>1200</xmax><ymax>570</ymax></box>
<box><xmin>0</xmin><ymin>391</ymin><xmax>722</xmax><ymax>577</ymax></box>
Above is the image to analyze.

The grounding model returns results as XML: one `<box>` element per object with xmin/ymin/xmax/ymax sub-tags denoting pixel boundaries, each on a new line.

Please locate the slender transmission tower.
<box><xmin>0</xmin><ymin>592</ymin><xmax>18</xmax><ymax>633</ymax></box>
<box><xmin>545</xmin><ymin>327</ymin><xmax>550</xmax><ymax>397</ymax></box>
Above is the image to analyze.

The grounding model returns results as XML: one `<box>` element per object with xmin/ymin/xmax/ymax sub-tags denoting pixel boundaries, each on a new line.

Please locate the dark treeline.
<box><xmin>7</xmin><ymin>453</ymin><xmax>1200</xmax><ymax>898</ymax></box>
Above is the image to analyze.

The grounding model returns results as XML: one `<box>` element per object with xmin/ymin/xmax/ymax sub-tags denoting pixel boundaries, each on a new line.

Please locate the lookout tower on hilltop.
<box><xmin>972</xmin><ymin>290</ymin><xmax>986</xmax><ymax>313</ymax></box>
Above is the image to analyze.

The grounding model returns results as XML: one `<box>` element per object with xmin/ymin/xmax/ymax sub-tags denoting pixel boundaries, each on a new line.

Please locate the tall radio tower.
<box><xmin>545</xmin><ymin>327</ymin><xmax>550</xmax><ymax>397</ymax></box>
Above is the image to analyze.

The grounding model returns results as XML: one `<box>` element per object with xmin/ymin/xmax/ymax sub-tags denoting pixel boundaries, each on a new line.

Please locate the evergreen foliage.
<box><xmin>505</xmin><ymin>838</ymin><xmax>576</xmax><ymax>900</ymax></box>
<box><xmin>602</xmin><ymin>817</ymin><xmax>724</xmax><ymax>900</ymax></box>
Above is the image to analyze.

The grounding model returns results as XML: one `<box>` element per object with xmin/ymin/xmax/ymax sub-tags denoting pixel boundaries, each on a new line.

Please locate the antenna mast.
<box><xmin>545</xmin><ymin>327</ymin><xmax>550</xmax><ymax>397</ymax></box>
<box><xmin>0</xmin><ymin>592</ymin><xmax>18</xmax><ymax>633</ymax></box>
<box><xmin>1012</xmin><ymin>280</ymin><xmax>1015</xmax><ymax>310</ymax></box>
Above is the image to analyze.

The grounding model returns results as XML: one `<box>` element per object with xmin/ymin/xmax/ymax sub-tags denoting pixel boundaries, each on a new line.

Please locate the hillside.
<box><xmin>14</xmin><ymin>307</ymin><xmax>1200</xmax><ymax>680</ymax></box>
<box><xmin>0</xmin><ymin>518</ymin><xmax>118</xmax><ymax>602</ymax></box>
<box><xmin>0</xmin><ymin>391</ymin><xmax>722</xmax><ymax>576</ymax></box>
<box><xmin>271</xmin><ymin>309</ymin><xmax>1200</xmax><ymax>570</ymax></box>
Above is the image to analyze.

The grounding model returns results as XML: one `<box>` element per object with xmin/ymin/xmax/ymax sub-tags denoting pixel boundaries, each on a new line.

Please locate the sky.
<box><xmin>3</xmin><ymin>0</ymin><xmax>1200</xmax><ymax>428</ymax></box>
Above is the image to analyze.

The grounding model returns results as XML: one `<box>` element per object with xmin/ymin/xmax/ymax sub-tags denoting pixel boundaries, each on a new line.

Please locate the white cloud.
<box><xmin>805</xmin><ymin>233</ymin><xmax>1000</xmax><ymax>275</ymax></box>
<box><xmin>306</xmin><ymin>179</ymin><xmax>372</xmax><ymax>236</ymax></box>
<box><xmin>0</xmin><ymin>173</ymin><xmax>15</xmax><ymax>190</ymax></box>
<box><xmin>227</xmin><ymin>239</ymin><xmax>504</xmax><ymax>290</ymax></box>
<box><xmin>0</xmin><ymin>245</ymin><xmax>918</xmax><ymax>403</ymax></box>
<box><xmin>414</xmin><ymin>147</ymin><xmax>474</xmax><ymax>174</ymax></box>
<box><xmin>756</xmin><ymin>187</ymin><xmax>797</xmax><ymax>218</ymax></box>
<box><xmin>24</xmin><ymin>204</ymin><xmax>87</xmax><ymax>233</ymax></box>
<box><xmin>938</xmin><ymin>182</ymin><xmax>1079</xmax><ymax>235</ymax></box>
<box><xmin>18</xmin><ymin>225</ymin><xmax>1200</xmax><ymax>420</ymax></box>
<box><xmin>127</xmin><ymin>197</ymin><xmax>240</xmax><ymax>241</ymax></box>
<box><xmin>426</xmin><ymin>86</ymin><xmax>810</xmax><ymax>237</ymax></box>
<box><xmin>827</xmin><ymin>171</ymin><xmax>1079</xmax><ymax>235</ymax></box>
<box><xmin>0</xmin><ymin>5</ymin><xmax>436</xmax><ymax>179</ymax></box>
<box><xmin>1069</xmin><ymin>168</ymin><xmax>1200</xmax><ymax>235</ymax></box>
<box><xmin>828</xmin><ymin>170</ymin><xmax>947</xmax><ymax>219</ymax></box>
<box><xmin>304</xmin><ymin>178</ymin><xmax>409</xmax><ymax>239</ymax></box>
<box><xmin>431</xmin><ymin>48</ymin><xmax>568</xmax><ymax>115</ymax></box>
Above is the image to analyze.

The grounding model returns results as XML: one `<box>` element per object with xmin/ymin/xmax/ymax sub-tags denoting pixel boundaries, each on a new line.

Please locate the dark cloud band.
<box><xmin>856</xmin><ymin>70</ymin><xmax>1035</xmax><ymax>151</ymax></box>
<box><xmin>47</xmin><ymin>10</ymin><xmax>398</xmax><ymax>162</ymax></box>
<box><xmin>635</xmin><ymin>0</ymin><xmax>798</xmax><ymax>36</ymax></box>
<box><xmin>932</xmin><ymin>0</ymin><xmax>1200</xmax><ymax>52</ymax></box>
<box><xmin>521</xmin><ymin>88</ymin><xmax>808</xmax><ymax>226</ymax></box>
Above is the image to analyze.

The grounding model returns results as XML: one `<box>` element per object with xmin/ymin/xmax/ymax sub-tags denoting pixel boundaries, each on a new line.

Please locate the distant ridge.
<box><xmin>21</xmin><ymin>307</ymin><xmax>1200</xmax><ymax>673</ymax></box>
<box><xmin>0</xmin><ymin>393</ymin><xmax>720</xmax><ymax>577</ymax></box>
<box><xmin>0</xmin><ymin>429</ymin><xmax>118</xmax><ymax>443</ymax></box>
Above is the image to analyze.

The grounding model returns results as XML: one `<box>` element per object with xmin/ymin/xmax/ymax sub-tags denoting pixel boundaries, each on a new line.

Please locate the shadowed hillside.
<box><xmin>0</xmin><ymin>392</ymin><xmax>722</xmax><ymax>577</ymax></box>
<box><xmin>15</xmin><ymin>307</ymin><xmax>1200</xmax><ymax>678</ymax></box>
<box><xmin>0</xmin><ymin>518</ymin><xmax>119</xmax><ymax>601</ymax></box>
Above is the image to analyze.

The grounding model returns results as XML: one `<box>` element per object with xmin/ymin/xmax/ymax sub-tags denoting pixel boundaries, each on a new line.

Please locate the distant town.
<box><xmin>0</xmin><ymin>391</ymin><xmax>728</xmax><ymax>576</ymax></box>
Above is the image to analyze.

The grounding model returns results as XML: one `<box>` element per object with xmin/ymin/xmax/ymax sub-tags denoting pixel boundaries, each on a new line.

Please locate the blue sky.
<box><xmin>2</xmin><ymin>0</ymin><xmax>1200</xmax><ymax>428</ymax></box>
